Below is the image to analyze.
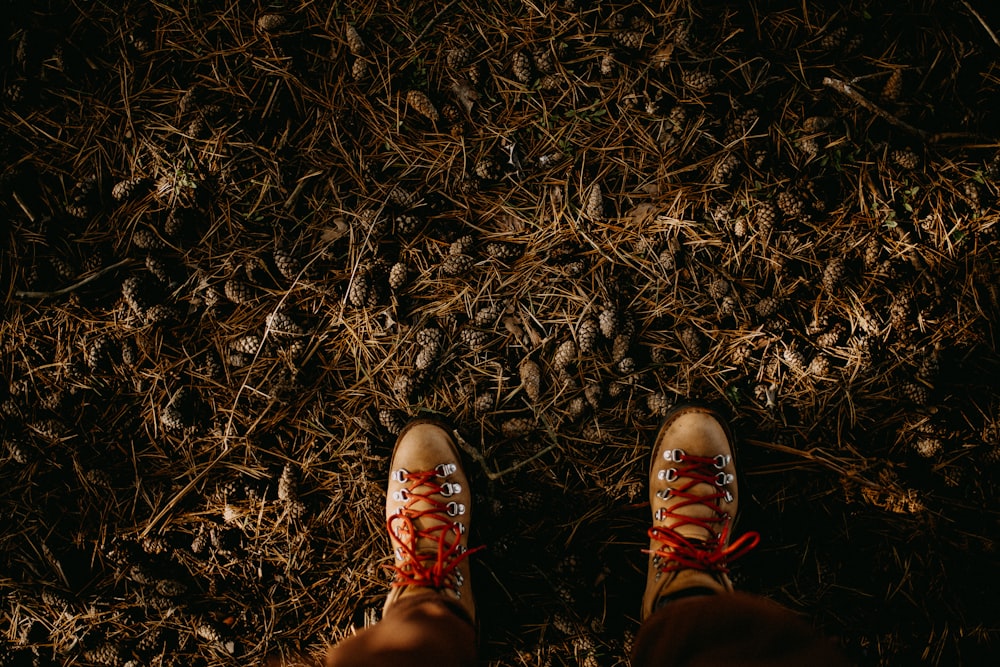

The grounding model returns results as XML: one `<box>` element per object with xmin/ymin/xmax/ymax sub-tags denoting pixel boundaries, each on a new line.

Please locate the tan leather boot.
<box><xmin>641</xmin><ymin>404</ymin><xmax>760</xmax><ymax>619</ymax></box>
<box><xmin>383</xmin><ymin>420</ymin><xmax>480</xmax><ymax>623</ymax></box>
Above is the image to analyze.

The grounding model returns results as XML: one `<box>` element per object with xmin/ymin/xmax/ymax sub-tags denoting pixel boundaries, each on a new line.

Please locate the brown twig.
<box><xmin>822</xmin><ymin>76</ymin><xmax>929</xmax><ymax>141</ymax></box>
<box><xmin>961</xmin><ymin>0</ymin><xmax>1000</xmax><ymax>47</ymax></box>
<box><xmin>12</xmin><ymin>259</ymin><xmax>133</xmax><ymax>299</ymax></box>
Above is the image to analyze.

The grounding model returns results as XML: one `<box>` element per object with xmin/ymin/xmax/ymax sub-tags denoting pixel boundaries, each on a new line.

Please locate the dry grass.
<box><xmin>2</xmin><ymin>0</ymin><xmax>1000</xmax><ymax>665</ymax></box>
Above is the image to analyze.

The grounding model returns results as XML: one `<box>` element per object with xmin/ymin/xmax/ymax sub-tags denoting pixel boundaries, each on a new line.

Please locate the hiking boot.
<box><xmin>641</xmin><ymin>404</ymin><xmax>760</xmax><ymax>619</ymax></box>
<box><xmin>384</xmin><ymin>420</ymin><xmax>480</xmax><ymax>622</ymax></box>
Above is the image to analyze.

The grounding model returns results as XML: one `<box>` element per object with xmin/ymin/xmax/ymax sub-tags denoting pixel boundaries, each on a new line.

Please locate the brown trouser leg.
<box><xmin>325</xmin><ymin>592</ymin><xmax>476</xmax><ymax>667</ymax></box>
<box><xmin>631</xmin><ymin>592</ymin><xmax>853</xmax><ymax>667</ymax></box>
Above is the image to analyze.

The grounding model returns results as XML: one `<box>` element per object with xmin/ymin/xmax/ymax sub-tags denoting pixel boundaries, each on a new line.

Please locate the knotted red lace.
<box><xmin>386</xmin><ymin>469</ymin><xmax>482</xmax><ymax>592</ymax></box>
<box><xmin>644</xmin><ymin>452</ymin><xmax>760</xmax><ymax>575</ymax></box>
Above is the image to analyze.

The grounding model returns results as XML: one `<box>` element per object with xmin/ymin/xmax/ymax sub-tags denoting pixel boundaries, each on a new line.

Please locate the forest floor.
<box><xmin>3</xmin><ymin>1</ymin><xmax>1000</xmax><ymax>665</ymax></box>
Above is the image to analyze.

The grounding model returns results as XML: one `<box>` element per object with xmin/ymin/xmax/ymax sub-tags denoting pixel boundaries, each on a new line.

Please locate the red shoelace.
<box><xmin>645</xmin><ymin>452</ymin><xmax>760</xmax><ymax>575</ymax></box>
<box><xmin>386</xmin><ymin>468</ymin><xmax>483</xmax><ymax>593</ymax></box>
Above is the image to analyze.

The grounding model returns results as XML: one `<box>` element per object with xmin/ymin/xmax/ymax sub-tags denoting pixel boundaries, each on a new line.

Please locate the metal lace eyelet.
<box><xmin>435</xmin><ymin>463</ymin><xmax>457</xmax><ymax>477</ymax></box>
<box><xmin>446</xmin><ymin>501</ymin><xmax>466</xmax><ymax>516</ymax></box>
<box><xmin>394</xmin><ymin>547</ymin><xmax>403</xmax><ymax>560</ymax></box>
<box><xmin>715</xmin><ymin>471</ymin><xmax>734</xmax><ymax>486</ymax></box>
<box><xmin>440</xmin><ymin>482</ymin><xmax>462</xmax><ymax>497</ymax></box>
<box><xmin>657</xmin><ymin>468</ymin><xmax>678</xmax><ymax>482</ymax></box>
<box><xmin>654</xmin><ymin>508</ymin><xmax>668</xmax><ymax>521</ymax></box>
<box><xmin>713</xmin><ymin>454</ymin><xmax>731</xmax><ymax>469</ymax></box>
<box><xmin>455</xmin><ymin>522</ymin><xmax>466</xmax><ymax>535</ymax></box>
<box><xmin>392</xmin><ymin>489</ymin><xmax>409</xmax><ymax>502</ymax></box>
<box><xmin>656</xmin><ymin>488</ymin><xmax>672</xmax><ymax>500</ymax></box>
<box><xmin>664</xmin><ymin>448</ymin><xmax>685</xmax><ymax>462</ymax></box>
<box><xmin>391</xmin><ymin>469</ymin><xmax>409</xmax><ymax>482</ymax></box>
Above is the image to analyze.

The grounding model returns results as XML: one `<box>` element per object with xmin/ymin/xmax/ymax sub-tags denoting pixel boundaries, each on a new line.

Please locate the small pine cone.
<box><xmin>611</xmin><ymin>334</ymin><xmax>630</xmax><ymax>363</ymax></box>
<box><xmin>379</xmin><ymin>408</ymin><xmax>406</xmax><ymax>435</ymax></box>
<box><xmin>485</xmin><ymin>241</ymin><xmax>521</xmax><ymax>260</ymax></box>
<box><xmin>502</xmin><ymin>416</ymin><xmax>536</xmax><ymax>437</ymax></box>
<box><xmin>783</xmin><ymin>346</ymin><xmax>806</xmax><ymax>370</ymax></box>
<box><xmin>915</xmin><ymin>435</ymin><xmax>942</xmax><ymax>458</ymax></box>
<box><xmin>918</xmin><ymin>354</ymin><xmax>940</xmax><ymax>382</ymax></box>
<box><xmin>164</xmin><ymin>208</ymin><xmax>186</xmax><ymax>238</ymax></box>
<box><xmin>278</xmin><ymin>463</ymin><xmax>298</xmax><ymax>501</ymax></box>
<box><xmin>720</xmin><ymin>295</ymin><xmax>738</xmax><ymax>317</ymax></box>
<box><xmin>533</xmin><ymin>48</ymin><xmax>555</xmax><ymax>74</ymax></box>
<box><xmin>155</xmin><ymin>578</ymin><xmax>186</xmax><ymax>597</ymax></box>
<box><xmin>388</xmin><ymin>262</ymin><xmax>408</xmax><ymax>290</ymax></box>
<box><xmin>568</xmin><ymin>396</ymin><xmax>588</xmax><ymax>420</ymax></box>
<box><xmin>231</xmin><ymin>334</ymin><xmax>263</xmax><ymax>355</ymax></box>
<box><xmin>273</xmin><ymin>248</ymin><xmax>303</xmax><ymax>281</ymax></box>
<box><xmin>224</xmin><ymin>278</ymin><xmax>257</xmax><ymax>304</ymax></box>
<box><xmin>582</xmin><ymin>182</ymin><xmax>604</xmax><ymax>218</ymax></box>
<box><xmin>406</xmin><ymin>90</ymin><xmax>439</xmax><ymax>122</ymax></box>
<box><xmin>392</xmin><ymin>373</ymin><xmax>422</xmax><ymax>401</ymax></box>
<box><xmin>822</xmin><ymin>257</ymin><xmax>846</xmax><ymax>291</ymax></box>
<box><xmin>460</xmin><ymin>327</ymin><xmax>489</xmax><ymax>349</ymax></box>
<box><xmin>889</xmin><ymin>291</ymin><xmax>914</xmax><ymax>333</ymax></box>
<box><xmin>122</xmin><ymin>276</ymin><xmax>152</xmax><ymax>315</ymax></box>
<box><xmin>351</xmin><ymin>58</ymin><xmax>369</xmax><ymax>79</ymax></box>
<box><xmin>441</xmin><ymin>253</ymin><xmax>474</xmax><ymax>276</ymax></box>
<box><xmin>133</xmin><ymin>226</ymin><xmax>165</xmax><ymax>250</ymax></box>
<box><xmin>599</xmin><ymin>307</ymin><xmax>619</xmax><ymax>339</ymax></box>
<box><xmin>754</xmin><ymin>295</ymin><xmax>781</xmax><ymax>318</ymax></box>
<box><xmin>882</xmin><ymin>69</ymin><xmax>903</xmax><ymax>102</ymax></box>
<box><xmin>711</xmin><ymin>153</ymin><xmax>740</xmax><ymax>183</ymax></box>
<box><xmin>345</xmin><ymin>23</ymin><xmax>366</xmax><ymax>55</ymax></box>
<box><xmin>197</xmin><ymin>623</ymin><xmax>224</xmax><ymax>643</ymax></box>
<box><xmin>519</xmin><ymin>359</ymin><xmax>542</xmax><ymax>401</ymax></box>
<box><xmin>450</xmin><ymin>235</ymin><xmax>475</xmax><ymax>256</ymax></box>
<box><xmin>553</xmin><ymin>340</ymin><xmax>577</xmax><ymax>371</ymax></box>
<box><xmin>801</xmin><ymin>116</ymin><xmax>835</xmax><ymax>133</ymax></box>
<box><xmin>755</xmin><ymin>202</ymin><xmax>778</xmax><ymax>234</ymax></box>
<box><xmin>647</xmin><ymin>392</ymin><xmax>671</xmax><ymax>417</ymax></box>
<box><xmin>146</xmin><ymin>255</ymin><xmax>175</xmax><ymax>286</ymax></box>
<box><xmin>815</xmin><ymin>323</ymin><xmax>845</xmax><ymax>347</ymax></box>
<box><xmin>144</xmin><ymin>303</ymin><xmax>181</xmax><ymax>324</ymax></box>
<box><xmin>113</xmin><ymin>176</ymin><xmax>147</xmax><ymax>201</ymax></box>
<box><xmin>86</xmin><ymin>336</ymin><xmax>115</xmax><ymax>371</ymax></box>
<box><xmin>708</xmin><ymin>276</ymin><xmax>730</xmax><ymax>299</ymax></box>
<box><xmin>819</xmin><ymin>25</ymin><xmax>848</xmax><ymax>50</ymax></box>
<box><xmin>617</xmin><ymin>356</ymin><xmax>636</xmax><ymax>374</ymax></box>
<box><xmin>473</xmin><ymin>302</ymin><xmax>505</xmax><ymax>327</ymax></box>
<box><xmin>257</xmin><ymin>14</ymin><xmax>286</xmax><ymax>33</ymax></box>
<box><xmin>415</xmin><ymin>346</ymin><xmax>439</xmax><ymax>370</ymax></box>
<box><xmin>395</xmin><ymin>213</ymin><xmax>423</xmax><ymax>235</ymax></box>
<box><xmin>475</xmin><ymin>157</ymin><xmax>499</xmax><ymax>180</ymax></box>
<box><xmin>678</xmin><ymin>327</ymin><xmax>703</xmax><ymax>357</ymax></box>
<box><xmin>512</xmin><ymin>51</ymin><xmax>533</xmax><ymax>83</ymax></box>
<box><xmin>599</xmin><ymin>51</ymin><xmax>615</xmax><ymax>76</ymax></box>
<box><xmin>681</xmin><ymin>70</ymin><xmax>718</xmax><ymax>93</ymax></box>
<box><xmin>584</xmin><ymin>382</ymin><xmax>603</xmax><ymax>409</ymax></box>
<box><xmin>446</xmin><ymin>46</ymin><xmax>470</xmax><ymax>69</ymax></box>
<box><xmin>776</xmin><ymin>190</ymin><xmax>805</xmax><ymax>219</ymax></box>
<box><xmin>808</xmin><ymin>354</ymin><xmax>831</xmax><ymax>376</ymax></box>
<box><xmin>388</xmin><ymin>184</ymin><xmax>419</xmax><ymax>208</ymax></box>
<box><xmin>84</xmin><ymin>643</ymin><xmax>123</xmax><ymax>666</ymax></box>
<box><xmin>900</xmin><ymin>381</ymin><xmax>930</xmax><ymax>406</ymax></box>
<box><xmin>474</xmin><ymin>393</ymin><xmax>494</xmax><ymax>413</ymax></box>
<box><xmin>578</xmin><ymin>317</ymin><xmax>600</xmax><ymax>353</ymax></box>
<box><xmin>891</xmin><ymin>148</ymin><xmax>920</xmax><ymax>170</ymax></box>
<box><xmin>416</xmin><ymin>327</ymin><xmax>443</xmax><ymax>349</ymax></box>
<box><xmin>267</xmin><ymin>310</ymin><xmax>302</xmax><ymax>336</ymax></box>
<box><xmin>348</xmin><ymin>271</ymin><xmax>374</xmax><ymax>308</ymax></box>
<box><xmin>616</xmin><ymin>30</ymin><xmax>645</xmax><ymax>50</ymax></box>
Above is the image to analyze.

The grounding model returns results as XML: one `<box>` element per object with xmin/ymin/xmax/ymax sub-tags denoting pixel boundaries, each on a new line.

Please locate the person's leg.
<box><xmin>325</xmin><ymin>591</ymin><xmax>475</xmax><ymax>667</ymax></box>
<box><xmin>632</xmin><ymin>592</ymin><xmax>851</xmax><ymax>667</ymax></box>
<box><xmin>325</xmin><ymin>421</ymin><xmax>480</xmax><ymax>667</ymax></box>
<box><xmin>632</xmin><ymin>404</ymin><xmax>851</xmax><ymax>666</ymax></box>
